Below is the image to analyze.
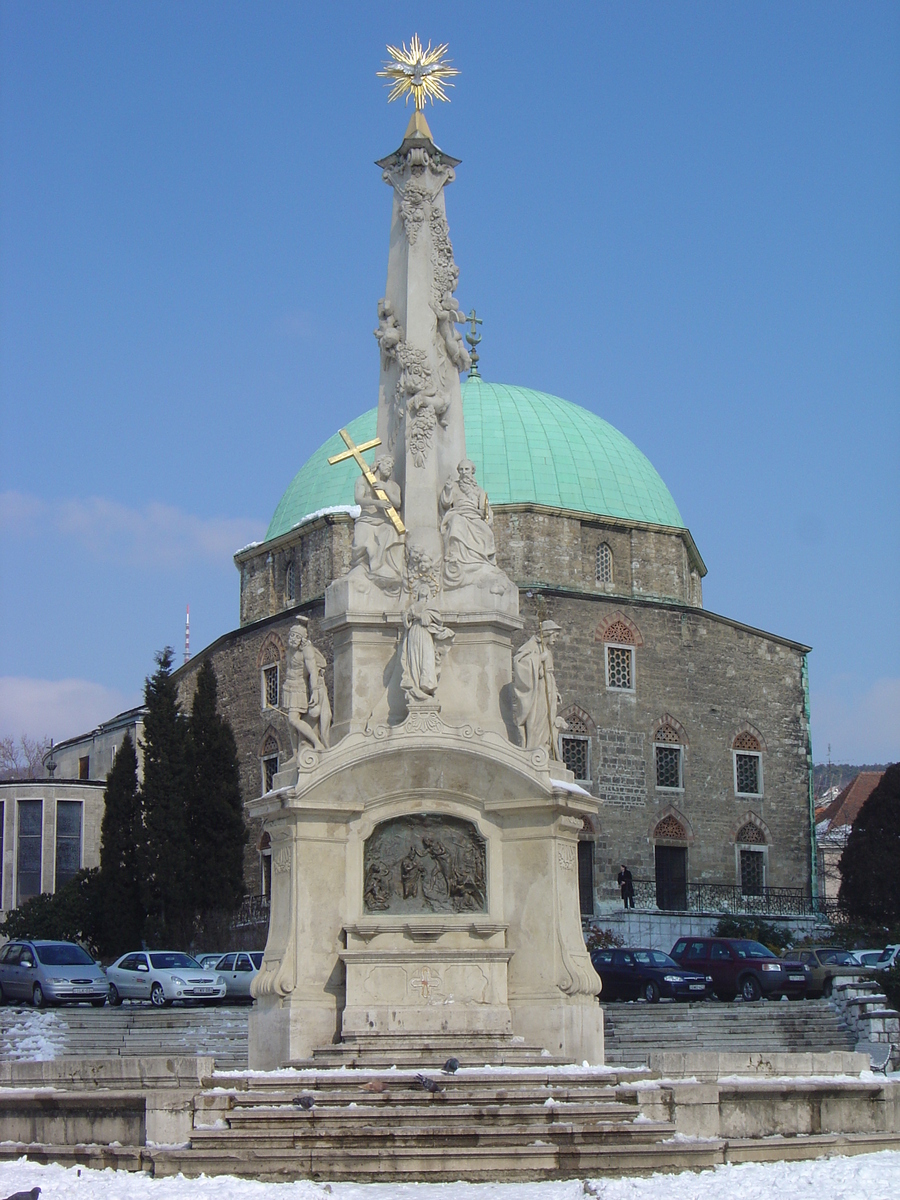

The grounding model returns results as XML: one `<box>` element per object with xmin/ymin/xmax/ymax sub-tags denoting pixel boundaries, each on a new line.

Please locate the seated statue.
<box><xmin>349</xmin><ymin>454</ymin><xmax>404</xmax><ymax>595</ymax></box>
<box><xmin>439</xmin><ymin>460</ymin><xmax>499</xmax><ymax>589</ymax></box>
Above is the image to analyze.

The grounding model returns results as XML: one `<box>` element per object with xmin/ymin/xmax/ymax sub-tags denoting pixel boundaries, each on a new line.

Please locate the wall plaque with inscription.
<box><xmin>363</xmin><ymin>814</ymin><xmax>487</xmax><ymax>915</ymax></box>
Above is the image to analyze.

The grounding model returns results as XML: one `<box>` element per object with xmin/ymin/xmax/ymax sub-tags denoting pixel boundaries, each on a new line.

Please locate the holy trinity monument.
<box><xmin>247</xmin><ymin>37</ymin><xmax>603</xmax><ymax>1069</ymax></box>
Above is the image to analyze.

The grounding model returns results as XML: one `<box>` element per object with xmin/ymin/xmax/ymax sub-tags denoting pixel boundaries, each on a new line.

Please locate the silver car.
<box><xmin>213</xmin><ymin>951</ymin><xmax>263</xmax><ymax>1003</ymax></box>
<box><xmin>0</xmin><ymin>940</ymin><xmax>109</xmax><ymax>1007</ymax></box>
<box><xmin>105</xmin><ymin>950</ymin><xmax>226</xmax><ymax>1007</ymax></box>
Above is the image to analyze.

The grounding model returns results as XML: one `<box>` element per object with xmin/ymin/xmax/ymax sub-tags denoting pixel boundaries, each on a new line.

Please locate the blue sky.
<box><xmin>1</xmin><ymin>1</ymin><xmax>897</xmax><ymax>763</ymax></box>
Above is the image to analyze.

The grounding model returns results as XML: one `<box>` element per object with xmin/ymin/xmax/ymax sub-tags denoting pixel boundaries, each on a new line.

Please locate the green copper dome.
<box><xmin>264</xmin><ymin>378</ymin><xmax>684</xmax><ymax>543</ymax></box>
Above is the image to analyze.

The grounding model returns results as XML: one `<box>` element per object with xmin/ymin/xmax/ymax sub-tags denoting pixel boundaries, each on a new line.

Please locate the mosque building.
<box><xmin>174</xmin><ymin>367</ymin><xmax>816</xmax><ymax>923</ymax></box>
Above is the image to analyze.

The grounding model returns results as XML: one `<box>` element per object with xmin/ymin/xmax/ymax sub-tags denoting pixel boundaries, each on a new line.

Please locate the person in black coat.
<box><xmin>617</xmin><ymin>864</ymin><xmax>635</xmax><ymax>909</ymax></box>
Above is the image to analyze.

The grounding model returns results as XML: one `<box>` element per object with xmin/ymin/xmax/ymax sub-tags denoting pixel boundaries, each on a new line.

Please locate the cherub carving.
<box><xmin>374</xmin><ymin>298</ymin><xmax>403</xmax><ymax>365</ymax></box>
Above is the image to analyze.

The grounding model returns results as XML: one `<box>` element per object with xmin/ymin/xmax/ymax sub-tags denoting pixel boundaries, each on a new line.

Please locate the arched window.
<box><xmin>735</xmin><ymin>821</ymin><xmax>767</xmax><ymax>896</ymax></box>
<box><xmin>560</xmin><ymin>706</ymin><xmax>593</xmax><ymax>784</ymax></box>
<box><xmin>285</xmin><ymin>561</ymin><xmax>297</xmax><ymax>603</ymax></box>
<box><xmin>595</xmin><ymin>543</ymin><xmax>613</xmax><ymax>584</ymax></box>
<box><xmin>259</xmin><ymin>640</ymin><xmax>282</xmax><ymax>711</ymax></box>
<box><xmin>261</xmin><ymin>735</ymin><xmax>279</xmax><ymax>794</ymax></box>
<box><xmin>654</xmin><ymin>723</ymin><xmax>684</xmax><ymax>791</ymax></box>
<box><xmin>732</xmin><ymin>731</ymin><xmax>763</xmax><ymax>797</ymax></box>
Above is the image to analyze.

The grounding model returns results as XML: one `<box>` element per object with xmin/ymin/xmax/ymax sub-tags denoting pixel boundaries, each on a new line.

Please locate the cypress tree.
<box><xmin>98</xmin><ymin>732</ymin><xmax>145</xmax><ymax>956</ymax></box>
<box><xmin>186</xmin><ymin>659</ymin><xmax>247</xmax><ymax>919</ymax></box>
<box><xmin>140</xmin><ymin>647</ymin><xmax>190</xmax><ymax>946</ymax></box>
<box><xmin>838</xmin><ymin>763</ymin><xmax>900</xmax><ymax>926</ymax></box>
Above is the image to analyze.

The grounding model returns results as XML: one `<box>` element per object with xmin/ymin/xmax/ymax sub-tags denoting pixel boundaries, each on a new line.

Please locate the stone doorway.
<box><xmin>655</xmin><ymin>844</ymin><xmax>687</xmax><ymax>910</ymax></box>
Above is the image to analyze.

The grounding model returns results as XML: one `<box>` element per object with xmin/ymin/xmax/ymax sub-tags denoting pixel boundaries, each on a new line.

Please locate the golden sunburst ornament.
<box><xmin>378</xmin><ymin>34</ymin><xmax>459</xmax><ymax>110</ymax></box>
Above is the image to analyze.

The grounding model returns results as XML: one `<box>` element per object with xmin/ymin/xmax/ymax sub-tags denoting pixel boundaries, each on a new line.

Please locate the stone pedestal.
<box><xmin>248</xmin><ymin>725</ymin><xmax>602</xmax><ymax>1069</ymax></box>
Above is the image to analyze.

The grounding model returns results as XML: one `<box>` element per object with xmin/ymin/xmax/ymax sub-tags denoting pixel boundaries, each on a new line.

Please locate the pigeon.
<box><xmin>415</xmin><ymin>1073</ymin><xmax>444</xmax><ymax>1094</ymax></box>
<box><xmin>360</xmin><ymin>1079</ymin><xmax>385</xmax><ymax>1093</ymax></box>
<box><xmin>3</xmin><ymin>1189</ymin><xmax>41</xmax><ymax>1200</ymax></box>
<box><xmin>291</xmin><ymin>1093</ymin><xmax>315</xmax><ymax>1109</ymax></box>
<box><xmin>441</xmin><ymin>1057</ymin><xmax>460</xmax><ymax>1074</ymax></box>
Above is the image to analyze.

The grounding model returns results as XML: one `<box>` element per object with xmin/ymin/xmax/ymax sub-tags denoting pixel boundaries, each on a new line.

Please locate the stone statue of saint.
<box><xmin>400</xmin><ymin>585</ymin><xmax>454</xmax><ymax>703</ymax></box>
<box><xmin>349</xmin><ymin>455</ymin><xmax>404</xmax><ymax>594</ymax></box>
<box><xmin>282</xmin><ymin>617</ymin><xmax>330</xmax><ymax>756</ymax></box>
<box><xmin>512</xmin><ymin>620</ymin><xmax>567</xmax><ymax>752</ymax></box>
<box><xmin>439</xmin><ymin>460</ymin><xmax>498</xmax><ymax>588</ymax></box>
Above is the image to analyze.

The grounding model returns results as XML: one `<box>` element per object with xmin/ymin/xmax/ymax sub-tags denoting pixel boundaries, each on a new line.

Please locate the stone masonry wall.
<box><xmin>223</xmin><ymin>514</ymin><xmax>808</xmax><ymax>910</ymax></box>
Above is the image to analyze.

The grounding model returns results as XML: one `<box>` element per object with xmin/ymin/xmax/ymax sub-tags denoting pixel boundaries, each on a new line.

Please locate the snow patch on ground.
<box><xmin>1</xmin><ymin>1151</ymin><xmax>900</xmax><ymax>1199</ymax></box>
<box><xmin>0</xmin><ymin>1010</ymin><xmax>68</xmax><ymax>1059</ymax></box>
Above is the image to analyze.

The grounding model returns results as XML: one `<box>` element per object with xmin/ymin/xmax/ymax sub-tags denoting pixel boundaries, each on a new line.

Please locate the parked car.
<box><xmin>850</xmin><ymin>949</ymin><xmax>884</xmax><ymax>967</ymax></box>
<box><xmin>670</xmin><ymin>936</ymin><xmax>808</xmax><ymax>1002</ymax></box>
<box><xmin>105</xmin><ymin>951</ymin><xmax>226</xmax><ymax>1007</ymax></box>
<box><xmin>196</xmin><ymin>952</ymin><xmax>227</xmax><ymax>969</ymax></box>
<box><xmin>871</xmin><ymin>945</ymin><xmax>900</xmax><ymax>971</ymax></box>
<box><xmin>212</xmin><ymin>951</ymin><xmax>263</xmax><ymax>1003</ymax></box>
<box><xmin>0</xmin><ymin>940</ymin><xmax>108</xmax><ymax>1008</ymax></box>
<box><xmin>790</xmin><ymin>947</ymin><xmax>869</xmax><ymax>998</ymax></box>
<box><xmin>591</xmin><ymin>947</ymin><xmax>710</xmax><ymax>1003</ymax></box>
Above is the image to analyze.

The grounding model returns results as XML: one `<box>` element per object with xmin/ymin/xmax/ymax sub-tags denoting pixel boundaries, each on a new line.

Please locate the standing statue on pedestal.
<box><xmin>400</xmin><ymin>585</ymin><xmax>454</xmax><ymax>702</ymax></box>
<box><xmin>349</xmin><ymin>454</ymin><xmax>404</xmax><ymax>595</ymax></box>
<box><xmin>282</xmin><ymin>617</ymin><xmax>331</xmax><ymax>756</ymax></box>
<box><xmin>439</xmin><ymin>460</ymin><xmax>499</xmax><ymax>588</ymax></box>
<box><xmin>512</xmin><ymin>620</ymin><xmax>566</xmax><ymax>753</ymax></box>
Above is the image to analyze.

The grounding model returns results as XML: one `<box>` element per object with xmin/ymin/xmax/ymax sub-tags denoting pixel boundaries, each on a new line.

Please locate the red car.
<box><xmin>670</xmin><ymin>936</ymin><xmax>808</xmax><ymax>1002</ymax></box>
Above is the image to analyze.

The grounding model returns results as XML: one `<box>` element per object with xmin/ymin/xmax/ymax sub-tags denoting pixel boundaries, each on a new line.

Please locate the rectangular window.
<box><xmin>606</xmin><ymin>644</ymin><xmax>634</xmax><ymax>691</ymax></box>
<box><xmin>734</xmin><ymin>751</ymin><xmax>762</xmax><ymax>796</ymax></box>
<box><xmin>78</xmin><ymin>756</ymin><xmax>90</xmax><ymax>780</ymax></box>
<box><xmin>561</xmin><ymin>735</ymin><xmax>590</xmax><ymax>783</ymax></box>
<box><xmin>262</xmin><ymin>665</ymin><xmax>279</xmax><ymax>709</ymax></box>
<box><xmin>262</xmin><ymin>753</ymin><xmax>278</xmax><ymax>793</ymax></box>
<box><xmin>740</xmin><ymin>849</ymin><xmax>765</xmax><ymax>896</ymax></box>
<box><xmin>17</xmin><ymin>798</ymin><xmax>43</xmax><ymax>905</ymax></box>
<box><xmin>655</xmin><ymin>745</ymin><xmax>683</xmax><ymax>790</ymax></box>
<box><xmin>55</xmin><ymin>801</ymin><xmax>83</xmax><ymax>890</ymax></box>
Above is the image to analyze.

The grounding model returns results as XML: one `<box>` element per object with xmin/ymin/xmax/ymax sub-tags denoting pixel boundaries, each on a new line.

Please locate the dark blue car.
<box><xmin>591</xmin><ymin>946</ymin><xmax>711</xmax><ymax>1003</ymax></box>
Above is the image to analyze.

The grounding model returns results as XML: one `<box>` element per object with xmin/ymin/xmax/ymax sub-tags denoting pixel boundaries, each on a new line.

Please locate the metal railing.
<box><xmin>235</xmin><ymin>893</ymin><xmax>270</xmax><ymax>927</ymax></box>
<box><xmin>626</xmin><ymin>879</ymin><xmax>827</xmax><ymax>918</ymax></box>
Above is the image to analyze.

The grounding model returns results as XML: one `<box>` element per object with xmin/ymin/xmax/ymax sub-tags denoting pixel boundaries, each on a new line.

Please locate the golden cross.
<box><xmin>328</xmin><ymin>429</ymin><xmax>406</xmax><ymax>535</ymax></box>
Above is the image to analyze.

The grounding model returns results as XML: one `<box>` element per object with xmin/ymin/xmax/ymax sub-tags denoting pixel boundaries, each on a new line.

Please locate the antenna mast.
<box><xmin>184</xmin><ymin>605</ymin><xmax>191</xmax><ymax>664</ymax></box>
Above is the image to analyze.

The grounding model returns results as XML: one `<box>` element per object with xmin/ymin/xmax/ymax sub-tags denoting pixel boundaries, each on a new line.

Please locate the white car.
<box><xmin>105</xmin><ymin>950</ymin><xmax>226</xmax><ymax>1007</ymax></box>
<box><xmin>212</xmin><ymin>951</ymin><xmax>263</xmax><ymax>1003</ymax></box>
<box><xmin>871</xmin><ymin>945</ymin><xmax>900</xmax><ymax>971</ymax></box>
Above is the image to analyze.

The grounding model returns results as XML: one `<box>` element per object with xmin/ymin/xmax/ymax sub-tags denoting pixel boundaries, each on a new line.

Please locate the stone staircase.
<box><xmin>296</xmin><ymin>1032</ymin><xmax>571</xmax><ymax>1069</ymax></box>
<box><xmin>153</xmin><ymin>1067</ymin><xmax>720</xmax><ymax>1182</ymax></box>
<box><xmin>0</xmin><ymin>1004</ymin><xmax>249</xmax><ymax>1069</ymax></box>
<box><xmin>603</xmin><ymin>998</ymin><xmax>856</xmax><ymax>1065</ymax></box>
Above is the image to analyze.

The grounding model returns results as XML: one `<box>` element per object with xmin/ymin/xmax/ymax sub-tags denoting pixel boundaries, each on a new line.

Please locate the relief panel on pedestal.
<box><xmin>363</xmin><ymin>813</ymin><xmax>486</xmax><ymax>914</ymax></box>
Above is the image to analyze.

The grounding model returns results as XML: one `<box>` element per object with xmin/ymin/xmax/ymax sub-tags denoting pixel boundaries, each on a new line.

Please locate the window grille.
<box><xmin>55</xmin><ymin>801</ymin><xmax>82</xmax><ymax>890</ymax></box>
<box><xmin>602</xmin><ymin>620</ymin><xmax>636</xmax><ymax>645</ymax></box>
<box><xmin>262</xmin><ymin>664</ymin><xmax>279</xmax><ymax>709</ymax></box>
<box><xmin>655</xmin><ymin>723</ymin><xmax>680</xmax><ymax>744</ymax></box>
<box><xmin>740</xmin><ymin>849</ymin><xmax>765</xmax><ymax>895</ymax></box>
<box><xmin>606</xmin><ymin>644</ymin><xmax>633</xmax><ymax>690</ymax></box>
<box><xmin>654</xmin><ymin>814</ymin><xmax>687</xmax><ymax>840</ymax></box>
<box><xmin>261</xmin><ymin>737</ymin><xmax>279</xmax><ymax>793</ymax></box>
<box><xmin>595</xmin><ymin>543</ymin><xmax>613</xmax><ymax>584</ymax></box>
<box><xmin>736</xmin><ymin>821</ymin><xmax>766</xmax><ymax>845</ymax></box>
<box><xmin>735</xmin><ymin>752</ymin><xmax>761</xmax><ymax>796</ymax></box>
<box><xmin>561</xmin><ymin>736</ymin><xmax>590</xmax><ymax>782</ymax></box>
<box><xmin>655</xmin><ymin>745</ymin><xmax>682</xmax><ymax>790</ymax></box>
<box><xmin>733</xmin><ymin>731</ymin><xmax>761</xmax><ymax>751</ymax></box>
